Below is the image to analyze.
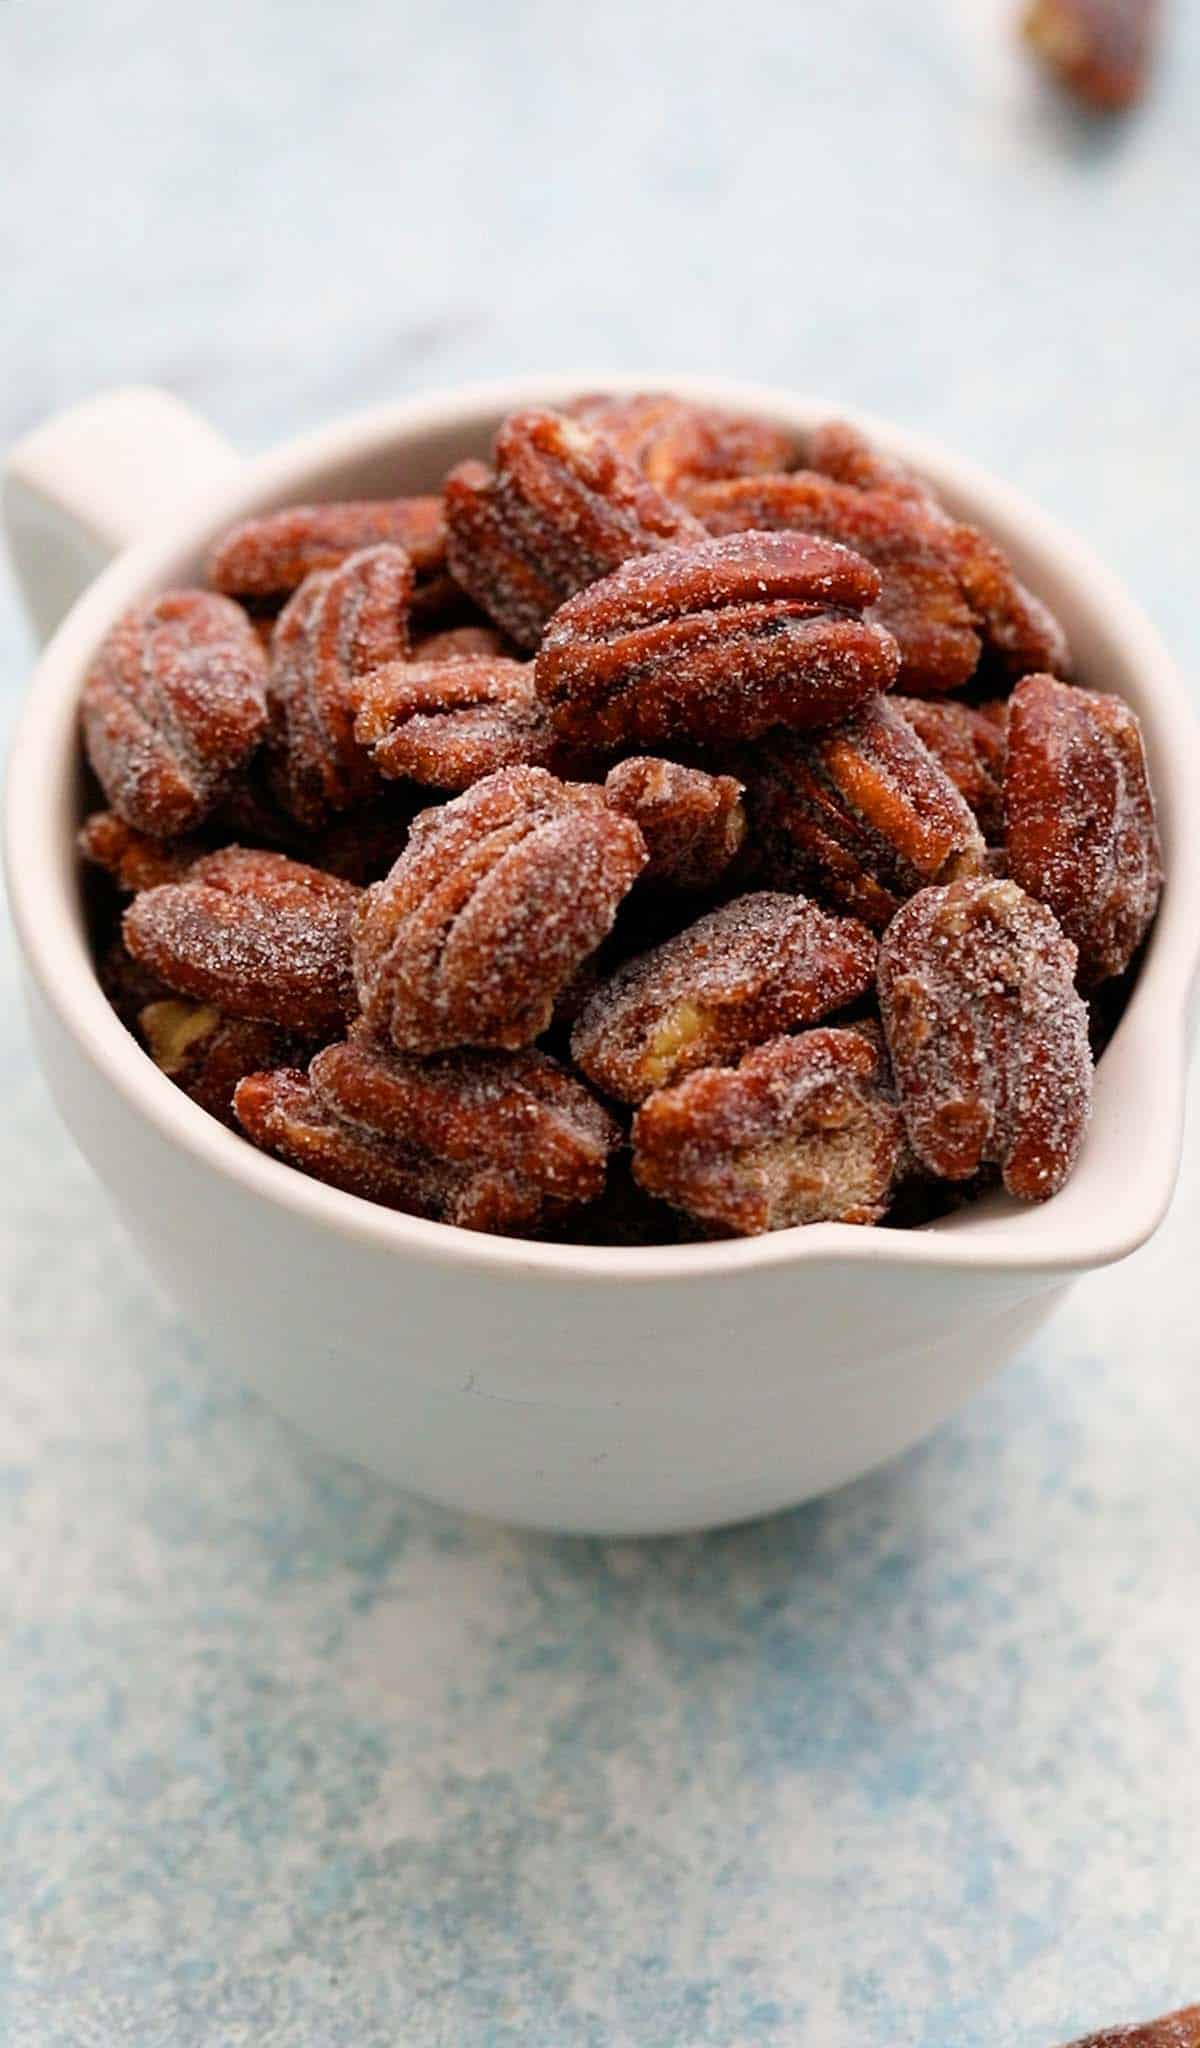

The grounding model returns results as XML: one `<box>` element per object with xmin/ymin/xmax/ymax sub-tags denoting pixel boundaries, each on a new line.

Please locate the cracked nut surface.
<box><xmin>443</xmin><ymin>408</ymin><xmax>704</xmax><ymax>651</ymax></box>
<box><xmin>878</xmin><ymin>875</ymin><xmax>1092</xmax><ymax>1201</ymax></box>
<box><xmin>208</xmin><ymin>496</ymin><xmax>446</xmax><ymax>600</ymax></box>
<box><xmin>124</xmin><ymin>846</ymin><xmax>359</xmax><ymax>1033</ymax></box>
<box><xmin>355</xmin><ymin>655</ymin><xmax>560</xmax><ymax>790</ymax></box>
<box><xmin>567</xmin><ymin>391</ymin><xmax>797</xmax><ymax>493</ymax></box>
<box><xmin>749</xmin><ymin>696</ymin><xmax>986</xmax><ymax>929</ymax></box>
<box><xmin>535</xmin><ymin>529</ymin><xmax>899</xmax><ymax>750</ymax></box>
<box><xmin>572</xmin><ymin>890</ymin><xmax>877</xmax><ymax>1103</ymax></box>
<box><xmin>266</xmin><ymin>543</ymin><xmax>412</xmax><ymax>827</ymax></box>
<box><xmin>81</xmin><ymin>589</ymin><xmax>269</xmax><ymax>836</ymax></box>
<box><xmin>632</xmin><ymin>1024</ymin><xmax>905</xmax><ymax>1234</ymax></box>
<box><xmin>603</xmin><ymin>757</ymin><xmax>747</xmax><ymax>890</ymax></box>
<box><xmin>1004</xmin><ymin>672</ymin><xmax>1162</xmax><ymax>988</ymax></box>
<box><xmin>353</xmin><ymin>765</ymin><xmax>647</xmax><ymax>1052</ymax></box>
<box><xmin>892</xmin><ymin>695</ymin><xmax>1008</xmax><ymax>842</ymax></box>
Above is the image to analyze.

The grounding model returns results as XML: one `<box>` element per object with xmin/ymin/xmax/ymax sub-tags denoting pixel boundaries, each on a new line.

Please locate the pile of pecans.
<box><xmin>78</xmin><ymin>393</ymin><xmax>1163</xmax><ymax>1242</ymax></box>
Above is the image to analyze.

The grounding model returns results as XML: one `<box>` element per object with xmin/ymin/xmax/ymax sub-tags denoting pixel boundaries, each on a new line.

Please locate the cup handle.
<box><xmin>3</xmin><ymin>386</ymin><xmax>243</xmax><ymax>646</ymax></box>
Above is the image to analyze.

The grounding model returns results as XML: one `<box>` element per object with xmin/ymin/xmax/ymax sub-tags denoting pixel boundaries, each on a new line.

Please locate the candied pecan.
<box><xmin>878</xmin><ymin>876</ymin><xmax>1092</xmax><ymax>1201</ymax></box>
<box><xmin>632</xmin><ymin>1026</ymin><xmax>905</xmax><ymax>1234</ymax></box>
<box><xmin>749</xmin><ymin>697</ymin><xmax>986</xmax><ymax>929</ymax></box>
<box><xmin>123</xmin><ymin>846</ymin><xmax>358</xmax><ymax>1033</ymax></box>
<box><xmin>571</xmin><ymin>891</ymin><xmax>877</xmax><ymax>1104</ymax></box>
<box><xmin>443</xmin><ymin>409</ymin><xmax>704</xmax><ymax>651</ymax></box>
<box><xmin>603</xmin><ymin>757</ymin><xmax>747</xmax><ymax>890</ymax></box>
<box><xmin>139</xmin><ymin>999</ymin><xmax>305</xmax><ymax>1128</ymax></box>
<box><xmin>411</xmin><ymin>622</ymin><xmax>506</xmax><ymax>664</ymax></box>
<box><xmin>1004</xmin><ymin>672</ymin><xmax>1162</xmax><ymax>987</ymax></box>
<box><xmin>892</xmin><ymin>695</ymin><xmax>1008</xmax><ymax>841</ymax></box>
<box><xmin>353</xmin><ymin>765</ymin><xmax>647</xmax><ymax>1053</ymax></box>
<box><xmin>79</xmin><ymin>811</ymin><xmax>203</xmax><ymax>894</ymax></box>
<box><xmin>1022</xmin><ymin>0</ymin><xmax>1157</xmax><ymax>110</ymax></box>
<box><xmin>568</xmin><ymin>392</ymin><xmax>797</xmax><ymax>494</ymax></box>
<box><xmin>535</xmin><ymin>530</ymin><xmax>899</xmax><ymax>750</ymax></box>
<box><xmin>687</xmin><ymin>472</ymin><xmax>984</xmax><ymax>695</ymax></box>
<box><xmin>266</xmin><ymin>544</ymin><xmax>412</xmax><ymax>827</ymax></box>
<box><xmin>354</xmin><ymin>656</ymin><xmax>560</xmax><ymax>790</ymax></box>
<box><xmin>234</xmin><ymin>1067</ymin><xmax>551</xmax><ymax>1233</ymax></box>
<box><xmin>80</xmin><ymin>589</ymin><xmax>268</xmax><ymax>836</ymax></box>
<box><xmin>208</xmin><ymin>496</ymin><xmax>445</xmax><ymax>600</ymax></box>
<box><xmin>1056</xmin><ymin>2006</ymin><xmax>1200</xmax><ymax>2048</ymax></box>
<box><xmin>311</xmin><ymin>1033</ymin><xmax>619</xmax><ymax>1204</ymax></box>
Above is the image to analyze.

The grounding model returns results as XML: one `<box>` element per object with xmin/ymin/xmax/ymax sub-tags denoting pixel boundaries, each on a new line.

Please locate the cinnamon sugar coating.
<box><xmin>568</xmin><ymin>392</ymin><xmax>797</xmax><ymax>493</ymax></box>
<box><xmin>139</xmin><ymin>1000</ymin><xmax>308</xmax><ymax>1128</ymax></box>
<box><xmin>892</xmin><ymin>695</ymin><xmax>1008</xmax><ymax>842</ymax></box>
<box><xmin>1056</xmin><ymin>2005</ymin><xmax>1200</xmax><ymax>2048</ymax></box>
<box><xmin>208</xmin><ymin>496</ymin><xmax>445</xmax><ymax>600</ymax></box>
<box><xmin>355</xmin><ymin>656</ymin><xmax>560</xmax><ymax>790</ymax></box>
<box><xmin>603</xmin><ymin>757</ymin><xmax>747</xmax><ymax>890</ymax></box>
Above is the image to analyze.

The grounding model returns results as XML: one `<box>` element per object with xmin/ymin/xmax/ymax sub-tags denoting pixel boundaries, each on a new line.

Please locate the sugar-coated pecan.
<box><xmin>139</xmin><ymin>999</ymin><xmax>306</xmax><ymax>1128</ymax></box>
<box><xmin>749</xmin><ymin>697</ymin><xmax>986</xmax><ymax>929</ymax></box>
<box><xmin>632</xmin><ymin>1025</ymin><xmax>905</xmax><ymax>1234</ymax></box>
<box><xmin>78</xmin><ymin>811</ymin><xmax>203</xmax><ymax>894</ymax></box>
<box><xmin>1021</xmin><ymin>0</ymin><xmax>1157</xmax><ymax>110</ymax></box>
<box><xmin>892</xmin><ymin>695</ymin><xmax>1008</xmax><ymax>841</ymax></box>
<box><xmin>1056</xmin><ymin>2005</ymin><xmax>1200</xmax><ymax>2048</ymax></box>
<box><xmin>311</xmin><ymin>1033</ymin><xmax>619</xmax><ymax>1205</ymax></box>
<box><xmin>81</xmin><ymin>590</ymin><xmax>268</xmax><ymax>836</ymax></box>
<box><xmin>266</xmin><ymin>544</ymin><xmax>412</xmax><ymax>827</ymax></box>
<box><xmin>124</xmin><ymin>846</ymin><xmax>358</xmax><ymax>1033</ymax></box>
<box><xmin>353</xmin><ymin>766</ymin><xmax>647</xmax><ymax>1053</ymax></box>
<box><xmin>1004</xmin><ymin>672</ymin><xmax>1162</xmax><ymax>987</ymax></box>
<box><xmin>603</xmin><ymin>756</ymin><xmax>747</xmax><ymax>890</ymax></box>
<box><xmin>535</xmin><ymin>530</ymin><xmax>899</xmax><ymax>750</ymax></box>
<box><xmin>208</xmin><ymin>497</ymin><xmax>445</xmax><ymax>600</ymax></box>
<box><xmin>443</xmin><ymin>409</ymin><xmax>704</xmax><ymax>650</ymax></box>
<box><xmin>354</xmin><ymin>656</ymin><xmax>559</xmax><ymax>790</ymax></box>
<box><xmin>878</xmin><ymin>876</ymin><xmax>1092</xmax><ymax>1201</ymax></box>
<box><xmin>572</xmin><ymin>891</ymin><xmax>877</xmax><ymax>1103</ymax></box>
<box><xmin>411</xmin><ymin>622</ymin><xmax>507</xmax><ymax>665</ymax></box>
<box><xmin>567</xmin><ymin>392</ymin><xmax>797</xmax><ymax>494</ymax></box>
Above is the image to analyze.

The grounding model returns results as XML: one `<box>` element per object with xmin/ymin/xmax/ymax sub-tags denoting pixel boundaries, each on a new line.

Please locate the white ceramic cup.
<box><xmin>5</xmin><ymin>375</ymin><xmax>1199</xmax><ymax>1536</ymax></box>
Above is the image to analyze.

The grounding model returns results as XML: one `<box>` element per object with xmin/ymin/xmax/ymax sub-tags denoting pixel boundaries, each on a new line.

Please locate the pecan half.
<box><xmin>266</xmin><ymin>544</ymin><xmax>412</xmax><ymax>827</ymax></box>
<box><xmin>568</xmin><ymin>392</ymin><xmax>797</xmax><ymax>493</ymax></box>
<box><xmin>352</xmin><ymin>766</ymin><xmax>647</xmax><ymax>1052</ymax></box>
<box><xmin>81</xmin><ymin>590</ymin><xmax>268</xmax><ymax>836</ymax></box>
<box><xmin>892</xmin><ymin>695</ymin><xmax>1008</xmax><ymax>842</ymax></box>
<box><xmin>748</xmin><ymin>696</ymin><xmax>987</xmax><ymax>928</ymax></box>
<box><xmin>1021</xmin><ymin>0</ymin><xmax>1157</xmax><ymax>110</ymax></box>
<box><xmin>79</xmin><ymin>811</ymin><xmax>203</xmax><ymax>894</ymax></box>
<box><xmin>603</xmin><ymin>756</ymin><xmax>747</xmax><ymax>891</ymax></box>
<box><xmin>123</xmin><ymin>846</ymin><xmax>358</xmax><ymax>1033</ymax></box>
<box><xmin>208</xmin><ymin>496</ymin><xmax>446</xmax><ymax>601</ymax></box>
<box><xmin>632</xmin><ymin>1025</ymin><xmax>905</xmax><ymax>1233</ymax></box>
<box><xmin>572</xmin><ymin>891</ymin><xmax>878</xmax><ymax>1103</ymax></box>
<box><xmin>1004</xmin><ymin>672</ymin><xmax>1162</xmax><ymax>987</ymax></box>
<box><xmin>878</xmin><ymin>875</ymin><xmax>1092</xmax><ymax>1201</ymax></box>
<box><xmin>354</xmin><ymin>656</ymin><xmax>560</xmax><ymax>790</ymax></box>
<box><xmin>443</xmin><ymin>408</ymin><xmax>704</xmax><ymax>650</ymax></box>
<box><xmin>535</xmin><ymin>530</ymin><xmax>899</xmax><ymax>750</ymax></box>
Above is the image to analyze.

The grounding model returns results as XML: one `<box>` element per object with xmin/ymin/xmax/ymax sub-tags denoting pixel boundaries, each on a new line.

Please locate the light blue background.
<box><xmin>3</xmin><ymin>3</ymin><xmax>1198</xmax><ymax>2041</ymax></box>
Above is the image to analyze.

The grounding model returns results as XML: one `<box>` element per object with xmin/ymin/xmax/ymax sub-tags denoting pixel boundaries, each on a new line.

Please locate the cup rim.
<box><xmin>7</xmin><ymin>369</ymin><xmax>1200</xmax><ymax>1285</ymax></box>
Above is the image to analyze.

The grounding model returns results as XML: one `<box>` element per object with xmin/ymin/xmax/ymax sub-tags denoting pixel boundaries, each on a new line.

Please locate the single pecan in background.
<box><xmin>878</xmin><ymin>875</ymin><xmax>1092</xmax><ymax>1201</ymax></box>
<box><xmin>806</xmin><ymin>419</ymin><xmax>937</xmax><ymax>504</ymax></box>
<box><xmin>604</xmin><ymin>756</ymin><xmax>747</xmax><ymax>892</ymax></box>
<box><xmin>1004</xmin><ymin>671</ymin><xmax>1162</xmax><ymax>987</ymax></box>
<box><xmin>535</xmin><ymin>529</ymin><xmax>899</xmax><ymax>750</ymax></box>
<box><xmin>79</xmin><ymin>811</ymin><xmax>204</xmax><ymax>894</ymax></box>
<box><xmin>352</xmin><ymin>765</ymin><xmax>647</xmax><ymax>1053</ymax></box>
<box><xmin>632</xmin><ymin>1024</ymin><xmax>906</xmax><ymax>1234</ymax></box>
<box><xmin>266</xmin><ymin>543</ymin><xmax>412</xmax><ymax>827</ymax></box>
<box><xmin>310</xmin><ymin>1034</ymin><xmax>620</xmax><ymax>1207</ymax></box>
<box><xmin>139</xmin><ymin>998</ymin><xmax>308</xmax><ymax>1128</ymax></box>
<box><xmin>81</xmin><ymin>590</ymin><xmax>268</xmax><ymax>837</ymax></box>
<box><xmin>355</xmin><ymin>655</ymin><xmax>560</xmax><ymax>790</ymax></box>
<box><xmin>124</xmin><ymin>846</ymin><xmax>359</xmax><ymax>1033</ymax></box>
<box><xmin>572</xmin><ymin>890</ymin><xmax>878</xmax><ymax>1103</ymax></box>
<box><xmin>892</xmin><ymin>695</ymin><xmax>1008</xmax><ymax>841</ymax></box>
<box><xmin>748</xmin><ymin>696</ymin><xmax>986</xmax><ymax>929</ymax></box>
<box><xmin>1021</xmin><ymin>0</ymin><xmax>1158</xmax><ymax>110</ymax></box>
<box><xmin>567</xmin><ymin>391</ymin><xmax>797</xmax><ymax>494</ymax></box>
<box><xmin>208</xmin><ymin>496</ymin><xmax>446</xmax><ymax>601</ymax></box>
<box><xmin>443</xmin><ymin>408</ymin><xmax>704</xmax><ymax>650</ymax></box>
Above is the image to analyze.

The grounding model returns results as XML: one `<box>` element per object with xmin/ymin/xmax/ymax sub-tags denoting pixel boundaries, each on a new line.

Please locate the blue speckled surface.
<box><xmin>3</xmin><ymin>3</ymin><xmax>1199</xmax><ymax>2040</ymax></box>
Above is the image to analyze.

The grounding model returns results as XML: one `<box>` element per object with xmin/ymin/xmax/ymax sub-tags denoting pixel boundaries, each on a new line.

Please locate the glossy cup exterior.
<box><xmin>5</xmin><ymin>375</ymin><xmax>1199</xmax><ymax>1534</ymax></box>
